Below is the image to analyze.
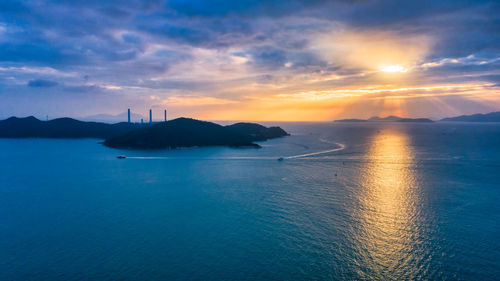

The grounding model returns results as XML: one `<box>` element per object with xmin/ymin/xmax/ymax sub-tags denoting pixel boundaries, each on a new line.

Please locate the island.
<box><xmin>335</xmin><ymin>116</ymin><xmax>434</xmax><ymax>123</ymax></box>
<box><xmin>104</xmin><ymin>118</ymin><xmax>289</xmax><ymax>149</ymax></box>
<box><xmin>440</xmin><ymin>111</ymin><xmax>500</xmax><ymax>122</ymax></box>
<box><xmin>0</xmin><ymin>116</ymin><xmax>289</xmax><ymax>149</ymax></box>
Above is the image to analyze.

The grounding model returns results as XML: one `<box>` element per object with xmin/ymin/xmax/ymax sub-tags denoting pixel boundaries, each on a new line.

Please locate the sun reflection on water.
<box><xmin>352</xmin><ymin>129</ymin><xmax>424</xmax><ymax>280</ymax></box>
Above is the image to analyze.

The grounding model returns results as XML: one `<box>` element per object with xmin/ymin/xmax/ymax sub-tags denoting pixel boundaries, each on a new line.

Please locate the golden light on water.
<box><xmin>353</xmin><ymin>128</ymin><xmax>422</xmax><ymax>279</ymax></box>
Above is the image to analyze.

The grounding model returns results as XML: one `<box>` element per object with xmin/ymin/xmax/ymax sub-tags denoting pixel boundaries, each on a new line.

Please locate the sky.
<box><xmin>0</xmin><ymin>0</ymin><xmax>499</xmax><ymax>121</ymax></box>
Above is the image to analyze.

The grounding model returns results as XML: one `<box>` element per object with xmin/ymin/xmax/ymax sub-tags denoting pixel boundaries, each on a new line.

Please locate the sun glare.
<box><xmin>380</xmin><ymin>65</ymin><xmax>408</xmax><ymax>73</ymax></box>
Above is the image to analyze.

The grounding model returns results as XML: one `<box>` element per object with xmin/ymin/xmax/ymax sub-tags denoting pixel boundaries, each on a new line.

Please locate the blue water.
<box><xmin>1</xmin><ymin>122</ymin><xmax>499</xmax><ymax>280</ymax></box>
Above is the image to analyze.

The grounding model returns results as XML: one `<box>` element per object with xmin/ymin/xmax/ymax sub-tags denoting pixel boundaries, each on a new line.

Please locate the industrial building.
<box><xmin>127</xmin><ymin>108</ymin><xmax>167</xmax><ymax>124</ymax></box>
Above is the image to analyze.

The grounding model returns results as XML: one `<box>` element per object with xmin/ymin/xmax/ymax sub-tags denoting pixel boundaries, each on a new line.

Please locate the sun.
<box><xmin>380</xmin><ymin>65</ymin><xmax>408</xmax><ymax>73</ymax></box>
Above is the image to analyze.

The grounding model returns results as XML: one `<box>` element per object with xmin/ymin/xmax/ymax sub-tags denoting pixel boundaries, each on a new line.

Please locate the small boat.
<box><xmin>117</xmin><ymin>155</ymin><xmax>127</xmax><ymax>159</ymax></box>
<box><xmin>277</xmin><ymin>157</ymin><xmax>284</xmax><ymax>161</ymax></box>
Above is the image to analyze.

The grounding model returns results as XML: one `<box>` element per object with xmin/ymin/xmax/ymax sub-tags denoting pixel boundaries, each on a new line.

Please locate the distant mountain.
<box><xmin>104</xmin><ymin>118</ymin><xmax>289</xmax><ymax>149</ymax></box>
<box><xmin>368</xmin><ymin>116</ymin><xmax>403</xmax><ymax>122</ymax></box>
<box><xmin>333</xmin><ymin>118</ymin><xmax>366</xmax><ymax>122</ymax></box>
<box><xmin>82</xmin><ymin>112</ymin><xmax>144</xmax><ymax>123</ymax></box>
<box><xmin>396</xmin><ymin>118</ymin><xmax>434</xmax><ymax>123</ymax></box>
<box><xmin>0</xmin><ymin>116</ymin><xmax>147</xmax><ymax>138</ymax></box>
<box><xmin>440</xmin><ymin>111</ymin><xmax>500</xmax><ymax>122</ymax></box>
<box><xmin>335</xmin><ymin>116</ymin><xmax>434</xmax><ymax>123</ymax></box>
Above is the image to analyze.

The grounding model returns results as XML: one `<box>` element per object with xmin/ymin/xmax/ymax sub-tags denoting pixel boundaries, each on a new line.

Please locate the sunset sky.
<box><xmin>1</xmin><ymin>0</ymin><xmax>499</xmax><ymax>121</ymax></box>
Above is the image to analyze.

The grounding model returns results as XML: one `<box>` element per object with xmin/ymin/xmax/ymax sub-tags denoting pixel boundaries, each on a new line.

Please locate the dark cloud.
<box><xmin>1</xmin><ymin>0</ymin><xmax>495</xmax><ymax>65</ymax></box>
<box><xmin>164</xmin><ymin>0</ymin><xmax>344</xmax><ymax>18</ymax></box>
<box><xmin>0</xmin><ymin>42</ymin><xmax>83</xmax><ymax>66</ymax></box>
<box><xmin>0</xmin><ymin>0</ymin><xmax>30</xmax><ymax>18</ymax></box>
<box><xmin>64</xmin><ymin>84</ymin><xmax>104</xmax><ymax>93</ymax></box>
<box><xmin>0</xmin><ymin>0</ymin><xmax>499</xmax><ymax>118</ymax></box>
<box><xmin>247</xmin><ymin>46</ymin><xmax>287</xmax><ymax>69</ymax></box>
<box><xmin>288</xmin><ymin>51</ymin><xmax>327</xmax><ymax>68</ymax></box>
<box><xmin>122</xmin><ymin>33</ymin><xmax>142</xmax><ymax>44</ymax></box>
<box><xmin>150</xmin><ymin>24</ymin><xmax>213</xmax><ymax>46</ymax></box>
<box><xmin>100</xmin><ymin>6</ymin><xmax>133</xmax><ymax>19</ymax></box>
<box><xmin>27</xmin><ymin>79</ymin><xmax>58</xmax><ymax>87</ymax></box>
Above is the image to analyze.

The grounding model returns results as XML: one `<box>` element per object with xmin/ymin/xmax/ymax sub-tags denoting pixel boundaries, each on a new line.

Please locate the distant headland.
<box><xmin>0</xmin><ymin>115</ymin><xmax>289</xmax><ymax>149</ymax></box>
<box><xmin>335</xmin><ymin>116</ymin><xmax>434</xmax><ymax>123</ymax></box>
<box><xmin>335</xmin><ymin>111</ymin><xmax>500</xmax><ymax>123</ymax></box>
<box><xmin>440</xmin><ymin>111</ymin><xmax>500</xmax><ymax>122</ymax></box>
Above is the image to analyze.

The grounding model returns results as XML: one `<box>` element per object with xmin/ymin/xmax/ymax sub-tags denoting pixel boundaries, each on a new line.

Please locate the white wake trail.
<box><xmin>125</xmin><ymin>156</ymin><xmax>277</xmax><ymax>160</ymax></box>
<box><xmin>122</xmin><ymin>142</ymin><xmax>346</xmax><ymax>161</ymax></box>
<box><xmin>284</xmin><ymin>143</ymin><xmax>345</xmax><ymax>159</ymax></box>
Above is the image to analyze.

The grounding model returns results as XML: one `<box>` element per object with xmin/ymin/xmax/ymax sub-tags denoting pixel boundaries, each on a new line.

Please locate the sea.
<box><xmin>1</xmin><ymin>122</ymin><xmax>499</xmax><ymax>280</ymax></box>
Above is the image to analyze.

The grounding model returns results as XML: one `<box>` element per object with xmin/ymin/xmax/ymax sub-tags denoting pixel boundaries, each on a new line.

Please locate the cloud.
<box><xmin>27</xmin><ymin>79</ymin><xmax>59</xmax><ymax>87</ymax></box>
<box><xmin>64</xmin><ymin>84</ymin><xmax>104</xmax><ymax>93</ymax></box>
<box><xmin>0</xmin><ymin>42</ymin><xmax>84</xmax><ymax>66</ymax></box>
<box><xmin>160</xmin><ymin>95</ymin><xmax>237</xmax><ymax>106</ymax></box>
<box><xmin>0</xmin><ymin>0</ymin><xmax>499</xmax><ymax>119</ymax></box>
<box><xmin>246</xmin><ymin>46</ymin><xmax>287</xmax><ymax>69</ymax></box>
<box><xmin>314</xmin><ymin>30</ymin><xmax>432</xmax><ymax>71</ymax></box>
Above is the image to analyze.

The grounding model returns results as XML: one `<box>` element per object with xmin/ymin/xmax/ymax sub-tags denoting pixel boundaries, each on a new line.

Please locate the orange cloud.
<box><xmin>161</xmin><ymin>95</ymin><xmax>238</xmax><ymax>106</ymax></box>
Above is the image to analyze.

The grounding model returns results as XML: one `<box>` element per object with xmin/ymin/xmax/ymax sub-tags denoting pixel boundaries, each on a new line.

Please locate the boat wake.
<box><xmin>284</xmin><ymin>143</ymin><xmax>345</xmax><ymax>159</ymax></box>
<box><xmin>122</xmin><ymin>142</ymin><xmax>346</xmax><ymax>161</ymax></box>
<box><xmin>125</xmin><ymin>156</ymin><xmax>277</xmax><ymax>160</ymax></box>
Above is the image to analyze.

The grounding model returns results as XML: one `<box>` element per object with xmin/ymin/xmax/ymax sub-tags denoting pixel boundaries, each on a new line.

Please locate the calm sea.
<box><xmin>1</xmin><ymin>122</ymin><xmax>499</xmax><ymax>280</ymax></box>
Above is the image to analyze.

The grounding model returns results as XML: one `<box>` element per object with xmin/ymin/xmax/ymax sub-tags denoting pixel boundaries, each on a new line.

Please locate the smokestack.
<box><xmin>164</xmin><ymin>109</ymin><xmax>167</xmax><ymax>122</ymax></box>
<box><xmin>127</xmin><ymin>108</ymin><xmax>131</xmax><ymax>123</ymax></box>
<box><xmin>149</xmin><ymin>109</ymin><xmax>152</xmax><ymax>123</ymax></box>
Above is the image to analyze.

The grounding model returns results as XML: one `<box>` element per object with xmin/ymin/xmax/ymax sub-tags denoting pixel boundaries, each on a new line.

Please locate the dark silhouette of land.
<box><xmin>0</xmin><ymin>116</ymin><xmax>145</xmax><ymax>138</ymax></box>
<box><xmin>104</xmin><ymin>118</ymin><xmax>289</xmax><ymax>149</ymax></box>
<box><xmin>4</xmin><ymin>110</ymin><xmax>500</xmax><ymax>149</ymax></box>
<box><xmin>0</xmin><ymin>116</ymin><xmax>289</xmax><ymax>149</ymax></box>
<box><xmin>336</xmin><ymin>112</ymin><xmax>500</xmax><ymax>123</ymax></box>
<box><xmin>335</xmin><ymin>116</ymin><xmax>434</xmax><ymax>123</ymax></box>
<box><xmin>440</xmin><ymin>111</ymin><xmax>500</xmax><ymax>122</ymax></box>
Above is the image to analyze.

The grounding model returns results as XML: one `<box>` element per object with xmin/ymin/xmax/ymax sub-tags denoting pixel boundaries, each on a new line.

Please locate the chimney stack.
<box><xmin>149</xmin><ymin>109</ymin><xmax>152</xmax><ymax>123</ymax></box>
<box><xmin>164</xmin><ymin>109</ymin><xmax>167</xmax><ymax>122</ymax></box>
<box><xmin>127</xmin><ymin>108</ymin><xmax>131</xmax><ymax>123</ymax></box>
